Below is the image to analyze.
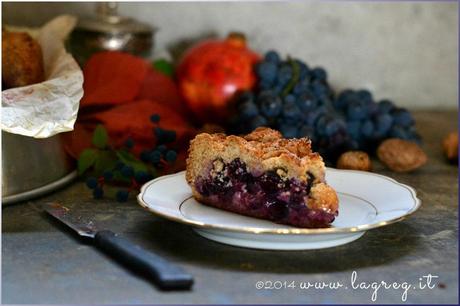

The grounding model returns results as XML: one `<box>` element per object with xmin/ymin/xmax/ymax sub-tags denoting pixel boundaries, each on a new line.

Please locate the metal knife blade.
<box><xmin>44</xmin><ymin>202</ymin><xmax>194</xmax><ymax>290</ymax></box>
<box><xmin>44</xmin><ymin>203</ymin><xmax>96</xmax><ymax>238</ymax></box>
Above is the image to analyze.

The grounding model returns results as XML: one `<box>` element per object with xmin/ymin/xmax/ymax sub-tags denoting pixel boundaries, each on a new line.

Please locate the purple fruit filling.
<box><xmin>195</xmin><ymin>158</ymin><xmax>336</xmax><ymax>228</ymax></box>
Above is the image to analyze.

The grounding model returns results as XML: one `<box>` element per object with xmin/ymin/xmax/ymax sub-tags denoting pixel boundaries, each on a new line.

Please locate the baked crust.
<box><xmin>186</xmin><ymin>127</ymin><xmax>338</xmax><ymax>215</ymax></box>
<box><xmin>2</xmin><ymin>30</ymin><xmax>45</xmax><ymax>89</ymax></box>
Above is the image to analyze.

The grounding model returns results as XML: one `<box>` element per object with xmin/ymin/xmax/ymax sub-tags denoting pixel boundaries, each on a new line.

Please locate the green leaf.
<box><xmin>152</xmin><ymin>59</ymin><xmax>174</xmax><ymax>77</ymax></box>
<box><xmin>116</xmin><ymin>150</ymin><xmax>148</xmax><ymax>173</ymax></box>
<box><xmin>78</xmin><ymin>149</ymin><xmax>98</xmax><ymax>175</ymax></box>
<box><xmin>281</xmin><ymin>56</ymin><xmax>300</xmax><ymax>97</ymax></box>
<box><xmin>112</xmin><ymin>171</ymin><xmax>131</xmax><ymax>183</ymax></box>
<box><xmin>94</xmin><ymin>150</ymin><xmax>118</xmax><ymax>175</ymax></box>
<box><xmin>92</xmin><ymin>125</ymin><xmax>108</xmax><ymax>149</ymax></box>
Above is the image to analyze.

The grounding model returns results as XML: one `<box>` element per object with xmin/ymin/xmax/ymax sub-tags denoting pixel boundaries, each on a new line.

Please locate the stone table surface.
<box><xmin>2</xmin><ymin>110</ymin><xmax>458</xmax><ymax>304</ymax></box>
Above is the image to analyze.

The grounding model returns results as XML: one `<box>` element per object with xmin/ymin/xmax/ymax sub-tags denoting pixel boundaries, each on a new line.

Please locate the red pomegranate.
<box><xmin>177</xmin><ymin>33</ymin><xmax>260</xmax><ymax>123</ymax></box>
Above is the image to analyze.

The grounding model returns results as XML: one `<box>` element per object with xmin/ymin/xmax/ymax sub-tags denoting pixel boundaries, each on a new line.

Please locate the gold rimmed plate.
<box><xmin>137</xmin><ymin>169</ymin><xmax>420</xmax><ymax>250</ymax></box>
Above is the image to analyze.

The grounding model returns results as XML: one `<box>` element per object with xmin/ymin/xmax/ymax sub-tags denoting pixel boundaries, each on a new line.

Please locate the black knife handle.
<box><xmin>94</xmin><ymin>230</ymin><xmax>193</xmax><ymax>290</ymax></box>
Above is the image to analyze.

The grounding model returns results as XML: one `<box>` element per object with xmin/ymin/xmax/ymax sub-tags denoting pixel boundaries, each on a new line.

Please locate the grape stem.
<box><xmin>281</xmin><ymin>56</ymin><xmax>300</xmax><ymax>97</ymax></box>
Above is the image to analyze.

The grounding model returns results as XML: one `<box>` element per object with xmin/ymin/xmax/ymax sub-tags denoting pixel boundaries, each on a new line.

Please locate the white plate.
<box><xmin>137</xmin><ymin>169</ymin><xmax>420</xmax><ymax>250</ymax></box>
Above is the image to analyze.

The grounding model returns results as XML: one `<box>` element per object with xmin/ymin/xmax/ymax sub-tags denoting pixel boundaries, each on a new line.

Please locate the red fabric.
<box><xmin>81</xmin><ymin>51</ymin><xmax>149</xmax><ymax>106</ymax></box>
<box><xmin>137</xmin><ymin>69</ymin><xmax>190</xmax><ymax>118</ymax></box>
<box><xmin>89</xmin><ymin>99</ymin><xmax>196</xmax><ymax>154</ymax></box>
<box><xmin>64</xmin><ymin>51</ymin><xmax>198</xmax><ymax>173</ymax></box>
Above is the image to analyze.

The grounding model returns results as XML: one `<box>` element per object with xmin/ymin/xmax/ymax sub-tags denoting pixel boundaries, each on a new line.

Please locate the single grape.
<box><xmin>259</xmin><ymin>80</ymin><xmax>273</xmax><ymax>91</ymax></box>
<box><xmin>272</xmin><ymin>84</ymin><xmax>285</xmax><ymax>95</ymax></box>
<box><xmin>316</xmin><ymin>115</ymin><xmax>343</xmax><ymax>138</ymax></box>
<box><xmin>85</xmin><ymin>177</ymin><xmax>98</xmax><ymax>189</ymax></box>
<box><xmin>365</xmin><ymin>101</ymin><xmax>379</xmax><ymax>117</ymax></box>
<box><xmin>238</xmin><ymin>101</ymin><xmax>259</xmax><ymax>119</ymax></box>
<box><xmin>303</xmin><ymin>112</ymin><xmax>318</xmax><ymax>127</ymax></box>
<box><xmin>329</xmin><ymin>131</ymin><xmax>347</xmax><ymax>147</ymax></box>
<box><xmin>149</xmin><ymin>150</ymin><xmax>162</xmax><ymax>164</ymax></box>
<box><xmin>156</xmin><ymin>144</ymin><xmax>167</xmax><ymax>153</ymax></box>
<box><xmin>150</xmin><ymin>114</ymin><xmax>161</xmax><ymax>123</ymax></box>
<box><xmin>282</xmin><ymin>99</ymin><xmax>301</xmax><ymax>120</ymax></box>
<box><xmin>256</xmin><ymin>90</ymin><xmax>275</xmax><ymax>102</ymax></box>
<box><xmin>392</xmin><ymin>108</ymin><xmax>414</xmax><ymax>127</ymax></box>
<box><xmin>311</xmin><ymin>67</ymin><xmax>327</xmax><ymax>81</ymax></box>
<box><xmin>154</xmin><ymin>127</ymin><xmax>164</xmax><ymax>140</ymax></box>
<box><xmin>260</xmin><ymin>95</ymin><xmax>282</xmax><ymax>118</ymax></box>
<box><xmin>256</xmin><ymin>61</ymin><xmax>278</xmax><ymax>84</ymax></box>
<box><xmin>375</xmin><ymin>113</ymin><xmax>393</xmax><ymax>136</ymax></box>
<box><xmin>334</xmin><ymin>89</ymin><xmax>355</xmax><ymax>110</ymax></box>
<box><xmin>357</xmin><ymin>89</ymin><xmax>373</xmax><ymax>103</ymax></box>
<box><xmin>293</xmin><ymin>79</ymin><xmax>310</xmax><ymax>95</ymax></box>
<box><xmin>361</xmin><ymin>120</ymin><xmax>375</xmax><ymax>138</ymax></box>
<box><xmin>134</xmin><ymin>171</ymin><xmax>149</xmax><ymax>184</ymax></box>
<box><xmin>296</xmin><ymin>60</ymin><xmax>310</xmax><ymax>80</ymax></box>
<box><xmin>121</xmin><ymin>165</ymin><xmax>134</xmax><ymax>177</ymax></box>
<box><xmin>311</xmin><ymin>80</ymin><xmax>329</xmax><ymax>97</ymax></box>
<box><xmin>347</xmin><ymin>100</ymin><xmax>367</xmax><ymax>121</ymax></box>
<box><xmin>265</xmin><ymin>50</ymin><xmax>280</xmax><ymax>64</ymax></box>
<box><xmin>296</xmin><ymin>91</ymin><xmax>317</xmax><ymax>112</ymax></box>
<box><xmin>284</xmin><ymin>94</ymin><xmax>296</xmax><ymax>105</ymax></box>
<box><xmin>325</xmin><ymin>118</ymin><xmax>346</xmax><ymax>137</ymax></box>
<box><xmin>378</xmin><ymin>100</ymin><xmax>395</xmax><ymax>114</ymax></box>
<box><xmin>276</xmin><ymin>64</ymin><xmax>293</xmax><ymax>86</ymax></box>
<box><xmin>165</xmin><ymin>150</ymin><xmax>177</xmax><ymax>162</ymax></box>
<box><xmin>346</xmin><ymin>120</ymin><xmax>362</xmax><ymax>140</ymax></box>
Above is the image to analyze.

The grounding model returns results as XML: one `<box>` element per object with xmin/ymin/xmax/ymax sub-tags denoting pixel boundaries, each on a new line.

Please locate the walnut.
<box><xmin>377</xmin><ymin>138</ymin><xmax>427</xmax><ymax>172</ymax></box>
<box><xmin>442</xmin><ymin>131</ymin><xmax>458</xmax><ymax>162</ymax></box>
<box><xmin>337</xmin><ymin>151</ymin><xmax>372</xmax><ymax>171</ymax></box>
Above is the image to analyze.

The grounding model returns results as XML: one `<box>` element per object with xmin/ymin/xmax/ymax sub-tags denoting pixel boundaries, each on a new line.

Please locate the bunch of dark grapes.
<box><xmin>228</xmin><ymin>50</ymin><xmax>420</xmax><ymax>163</ymax></box>
<box><xmin>334</xmin><ymin>89</ymin><xmax>420</xmax><ymax>152</ymax></box>
<box><xmin>228</xmin><ymin>50</ymin><xmax>350</xmax><ymax>161</ymax></box>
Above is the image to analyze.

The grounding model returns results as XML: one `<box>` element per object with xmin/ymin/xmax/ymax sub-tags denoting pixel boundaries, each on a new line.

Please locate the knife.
<box><xmin>44</xmin><ymin>203</ymin><xmax>193</xmax><ymax>290</ymax></box>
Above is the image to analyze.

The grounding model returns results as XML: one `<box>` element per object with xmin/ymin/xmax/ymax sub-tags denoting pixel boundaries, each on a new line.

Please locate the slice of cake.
<box><xmin>186</xmin><ymin>127</ymin><xmax>339</xmax><ymax>228</ymax></box>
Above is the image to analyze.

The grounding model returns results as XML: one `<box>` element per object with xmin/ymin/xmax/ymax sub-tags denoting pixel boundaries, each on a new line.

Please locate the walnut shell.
<box><xmin>377</xmin><ymin>138</ymin><xmax>427</xmax><ymax>172</ymax></box>
<box><xmin>442</xmin><ymin>131</ymin><xmax>458</xmax><ymax>162</ymax></box>
<box><xmin>337</xmin><ymin>151</ymin><xmax>372</xmax><ymax>171</ymax></box>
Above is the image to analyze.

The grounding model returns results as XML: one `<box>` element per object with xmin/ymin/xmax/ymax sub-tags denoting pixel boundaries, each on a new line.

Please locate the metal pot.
<box><xmin>2</xmin><ymin>131</ymin><xmax>76</xmax><ymax>204</ymax></box>
<box><xmin>69</xmin><ymin>2</ymin><xmax>155</xmax><ymax>66</ymax></box>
